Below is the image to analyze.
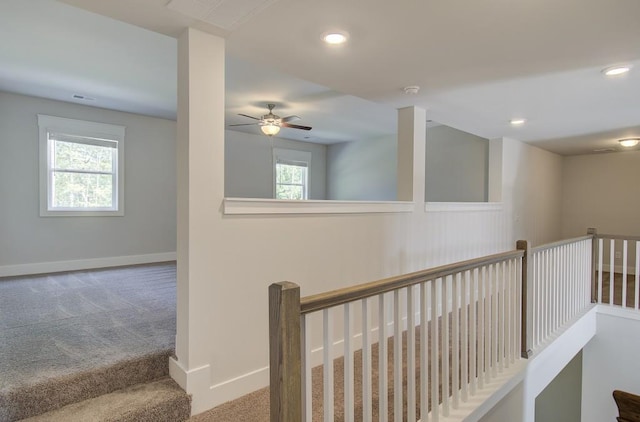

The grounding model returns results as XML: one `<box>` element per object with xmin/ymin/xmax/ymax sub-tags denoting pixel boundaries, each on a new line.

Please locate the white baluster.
<box><xmin>442</xmin><ymin>277</ymin><xmax>450</xmax><ymax>416</ymax></box>
<box><xmin>623</xmin><ymin>240</ymin><xmax>629</xmax><ymax>308</ymax></box>
<box><xmin>452</xmin><ymin>273</ymin><xmax>460</xmax><ymax>408</ymax></box>
<box><xmin>323</xmin><ymin>308</ymin><xmax>334</xmax><ymax>422</ymax></box>
<box><xmin>344</xmin><ymin>303</ymin><xmax>354</xmax><ymax>422</ymax></box>
<box><xmin>302</xmin><ymin>315</ymin><xmax>312</xmax><ymax>422</ymax></box>
<box><xmin>461</xmin><ymin>271</ymin><xmax>469</xmax><ymax>401</ymax></box>
<box><xmin>378</xmin><ymin>294</ymin><xmax>388</xmax><ymax>421</ymax></box>
<box><xmin>484</xmin><ymin>265</ymin><xmax>491</xmax><ymax>383</ymax></box>
<box><xmin>431</xmin><ymin>278</ymin><xmax>439</xmax><ymax>422</ymax></box>
<box><xmin>420</xmin><ymin>282</ymin><xmax>429</xmax><ymax>422</ymax></box>
<box><xmin>394</xmin><ymin>290</ymin><xmax>402</xmax><ymax>422</ymax></box>
<box><xmin>470</xmin><ymin>268</ymin><xmax>477</xmax><ymax>395</ymax></box>
<box><xmin>407</xmin><ymin>285</ymin><xmax>416</xmax><ymax>422</ymax></box>
<box><xmin>610</xmin><ymin>239</ymin><xmax>615</xmax><ymax>305</ymax></box>
<box><xmin>598</xmin><ymin>238</ymin><xmax>604</xmax><ymax>304</ymax></box>
<box><xmin>362</xmin><ymin>299</ymin><xmax>372</xmax><ymax>422</ymax></box>
<box><xmin>478</xmin><ymin>267</ymin><xmax>485</xmax><ymax>389</ymax></box>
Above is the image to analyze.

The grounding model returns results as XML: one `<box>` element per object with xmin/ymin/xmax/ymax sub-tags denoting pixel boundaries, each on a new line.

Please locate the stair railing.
<box><xmin>270</xmin><ymin>246</ymin><xmax>526</xmax><ymax>422</ymax></box>
<box><xmin>526</xmin><ymin>235</ymin><xmax>594</xmax><ymax>351</ymax></box>
<box><xmin>590</xmin><ymin>229</ymin><xmax>640</xmax><ymax>310</ymax></box>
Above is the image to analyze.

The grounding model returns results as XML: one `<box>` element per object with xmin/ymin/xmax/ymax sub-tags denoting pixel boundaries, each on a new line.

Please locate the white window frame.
<box><xmin>273</xmin><ymin>148</ymin><xmax>311</xmax><ymax>200</ymax></box>
<box><xmin>38</xmin><ymin>114</ymin><xmax>125</xmax><ymax>217</ymax></box>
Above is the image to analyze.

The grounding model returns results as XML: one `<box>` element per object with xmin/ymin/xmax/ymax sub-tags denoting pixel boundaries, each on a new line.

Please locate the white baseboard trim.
<box><xmin>0</xmin><ymin>252</ymin><xmax>177</xmax><ymax>278</ymax></box>
<box><xmin>171</xmin><ymin>356</ymin><xmax>269</xmax><ymax>417</ymax></box>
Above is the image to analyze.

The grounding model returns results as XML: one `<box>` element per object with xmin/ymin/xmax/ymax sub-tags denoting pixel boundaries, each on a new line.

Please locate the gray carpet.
<box><xmin>0</xmin><ymin>263</ymin><xmax>177</xmax><ymax>392</ymax></box>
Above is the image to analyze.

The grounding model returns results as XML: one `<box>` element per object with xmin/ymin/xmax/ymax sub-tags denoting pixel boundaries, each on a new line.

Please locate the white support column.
<box><xmin>488</xmin><ymin>138</ymin><xmax>503</xmax><ymax>202</ymax></box>
<box><xmin>171</xmin><ymin>27</ymin><xmax>225</xmax><ymax>414</ymax></box>
<box><xmin>397</xmin><ymin>106</ymin><xmax>426</xmax><ymax>203</ymax></box>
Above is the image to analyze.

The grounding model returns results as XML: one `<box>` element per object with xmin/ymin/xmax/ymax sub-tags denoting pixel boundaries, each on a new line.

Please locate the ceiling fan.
<box><xmin>229</xmin><ymin>103</ymin><xmax>312</xmax><ymax>136</ymax></box>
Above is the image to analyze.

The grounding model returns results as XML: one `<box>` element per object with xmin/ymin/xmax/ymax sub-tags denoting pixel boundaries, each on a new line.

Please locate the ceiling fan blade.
<box><xmin>281</xmin><ymin>115</ymin><xmax>301</xmax><ymax>123</ymax></box>
<box><xmin>282</xmin><ymin>122</ymin><xmax>312</xmax><ymax>131</ymax></box>
<box><xmin>228</xmin><ymin>123</ymin><xmax>259</xmax><ymax>127</ymax></box>
<box><xmin>238</xmin><ymin>113</ymin><xmax>260</xmax><ymax>120</ymax></box>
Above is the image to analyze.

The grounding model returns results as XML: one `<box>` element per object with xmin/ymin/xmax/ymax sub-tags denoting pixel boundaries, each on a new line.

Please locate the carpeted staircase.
<box><xmin>0</xmin><ymin>264</ymin><xmax>191</xmax><ymax>421</ymax></box>
<box><xmin>0</xmin><ymin>350</ymin><xmax>190</xmax><ymax>421</ymax></box>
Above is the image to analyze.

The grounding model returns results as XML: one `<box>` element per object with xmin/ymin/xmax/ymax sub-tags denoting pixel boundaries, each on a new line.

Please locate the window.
<box><xmin>273</xmin><ymin>148</ymin><xmax>311</xmax><ymax>200</ymax></box>
<box><xmin>38</xmin><ymin>115</ymin><xmax>125</xmax><ymax>216</ymax></box>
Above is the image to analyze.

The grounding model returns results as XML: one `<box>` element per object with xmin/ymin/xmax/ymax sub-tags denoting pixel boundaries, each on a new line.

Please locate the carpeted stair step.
<box><xmin>19</xmin><ymin>377</ymin><xmax>191</xmax><ymax>422</ymax></box>
<box><xmin>0</xmin><ymin>350</ymin><xmax>172</xmax><ymax>421</ymax></box>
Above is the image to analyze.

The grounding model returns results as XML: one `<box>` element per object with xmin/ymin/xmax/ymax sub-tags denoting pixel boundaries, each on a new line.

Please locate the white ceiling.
<box><xmin>2</xmin><ymin>0</ymin><xmax>639</xmax><ymax>155</ymax></box>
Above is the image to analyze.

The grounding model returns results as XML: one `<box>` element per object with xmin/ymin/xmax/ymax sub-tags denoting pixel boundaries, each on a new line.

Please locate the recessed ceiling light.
<box><xmin>510</xmin><ymin>118</ymin><xmax>526</xmax><ymax>126</ymax></box>
<box><xmin>619</xmin><ymin>138</ymin><xmax>639</xmax><ymax>147</ymax></box>
<box><xmin>322</xmin><ymin>32</ymin><xmax>348</xmax><ymax>45</ymax></box>
<box><xmin>602</xmin><ymin>65</ymin><xmax>631</xmax><ymax>77</ymax></box>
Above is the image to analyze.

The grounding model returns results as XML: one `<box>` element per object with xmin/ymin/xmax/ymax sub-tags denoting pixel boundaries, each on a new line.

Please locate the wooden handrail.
<box><xmin>594</xmin><ymin>233</ymin><xmax>640</xmax><ymax>241</ymax></box>
<box><xmin>300</xmin><ymin>250</ymin><xmax>524</xmax><ymax>315</ymax></box>
<box><xmin>530</xmin><ymin>235</ymin><xmax>593</xmax><ymax>254</ymax></box>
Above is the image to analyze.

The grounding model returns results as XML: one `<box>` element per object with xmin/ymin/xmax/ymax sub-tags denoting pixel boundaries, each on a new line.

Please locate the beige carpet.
<box><xmin>193</xmin><ymin>320</ymin><xmax>464</xmax><ymax>422</ymax></box>
<box><xmin>599</xmin><ymin>271</ymin><xmax>639</xmax><ymax>308</ymax></box>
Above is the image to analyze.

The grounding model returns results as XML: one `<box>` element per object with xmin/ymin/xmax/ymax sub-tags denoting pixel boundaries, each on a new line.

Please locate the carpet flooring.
<box><xmin>0</xmin><ymin>263</ymin><xmax>177</xmax><ymax>418</ymax></box>
<box><xmin>193</xmin><ymin>320</ymin><xmax>486</xmax><ymax>422</ymax></box>
<box><xmin>21</xmin><ymin>377</ymin><xmax>191</xmax><ymax>422</ymax></box>
<box><xmin>599</xmin><ymin>271</ymin><xmax>639</xmax><ymax>308</ymax></box>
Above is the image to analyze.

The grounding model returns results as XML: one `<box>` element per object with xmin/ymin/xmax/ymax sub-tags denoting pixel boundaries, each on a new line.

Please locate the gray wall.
<box><xmin>224</xmin><ymin>129</ymin><xmax>327</xmax><ymax>199</ymax></box>
<box><xmin>425</xmin><ymin>125</ymin><xmax>489</xmax><ymax>202</ymax></box>
<box><xmin>0</xmin><ymin>91</ymin><xmax>176</xmax><ymax>266</ymax></box>
<box><xmin>326</xmin><ymin>135</ymin><xmax>397</xmax><ymax>201</ymax></box>
<box><xmin>535</xmin><ymin>351</ymin><xmax>582</xmax><ymax>422</ymax></box>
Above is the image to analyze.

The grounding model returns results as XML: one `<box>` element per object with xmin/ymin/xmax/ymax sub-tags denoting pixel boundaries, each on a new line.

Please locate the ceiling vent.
<box><xmin>167</xmin><ymin>0</ymin><xmax>279</xmax><ymax>31</ymax></box>
<box><xmin>72</xmin><ymin>94</ymin><xmax>95</xmax><ymax>101</ymax></box>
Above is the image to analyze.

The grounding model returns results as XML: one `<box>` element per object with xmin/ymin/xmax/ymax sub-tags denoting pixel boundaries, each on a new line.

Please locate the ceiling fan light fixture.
<box><xmin>619</xmin><ymin>138</ymin><xmax>639</xmax><ymax>148</ymax></box>
<box><xmin>322</xmin><ymin>31</ymin><xmax>348</xmax><ymax>45</ymax></box>
<box><xmin>261</xmin><ymin>123</ymin><xmax>280</xmax><ymax>136</ymax></box>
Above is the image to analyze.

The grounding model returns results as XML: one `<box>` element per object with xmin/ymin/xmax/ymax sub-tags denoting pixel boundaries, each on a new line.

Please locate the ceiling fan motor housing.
<box><xmin>261</xmin><ymin>112</ymin><xmax>281</xmax><ymax>127</ymax></box>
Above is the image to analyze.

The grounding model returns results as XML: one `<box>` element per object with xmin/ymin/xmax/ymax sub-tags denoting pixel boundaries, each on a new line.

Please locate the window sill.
<box><xmin>425</xmin><ymin>202</ymin><xmax>503</xmax><ymax>212</ymax></box>
<box><xmin>40</xmin><ymin>209</ymin><xmax>124</xmax><ymax>217</ymax></box>
<box><xmin>223</xmin><ymin>198</ymin><xmax>415</xmax><ymax>215</ymax></box>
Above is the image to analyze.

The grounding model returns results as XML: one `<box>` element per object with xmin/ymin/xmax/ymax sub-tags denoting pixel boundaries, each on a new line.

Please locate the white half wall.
<box><xmin>0</xmin><ymin>91</ymin><xmax>176</xmax><ymax>273</ymax></box>
<box><xmin>176</xmin><ymin>32</ymin><xmax>566</xmax><ymax>415</ymax></box>
<box><xmin>478</xmin><ymin>381</ymin><xmax>525</xmax><ymax>422</ymax></box>
<box><xmin>225</xmin><ymin>129</ymin><xmax>327</xmax><ymax>199</ymax></box>
<box><xmin>326</xmin><ymin>135</ymin><xmax>397</xmax><ymax>200</ymax></box>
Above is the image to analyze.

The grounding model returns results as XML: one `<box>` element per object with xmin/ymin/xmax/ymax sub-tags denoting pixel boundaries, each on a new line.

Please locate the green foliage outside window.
<box><xmin>51</xmin><ymin>140</ymin><xmax>115</xmax><ymax>208</ymax></box>
<box><xmin>275</xmin><ymin>162</ymin><xmax>307</xmax><ymax>200</ymax></box>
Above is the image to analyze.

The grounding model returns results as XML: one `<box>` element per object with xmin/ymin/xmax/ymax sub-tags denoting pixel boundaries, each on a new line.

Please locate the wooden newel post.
<box><xmin>269</xmin><ymin>282</ymin><xmax>302</xmax><ymax>422</ymax></box>
<box><xmin>587</xmin><ymin>228</ymin><xmax>598</xmax><ymax>303</ymax></box>
<box><xmin>517</xmin><ymin>240</ymin><xmax>533</xmax><ymax>358</ymax></box>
